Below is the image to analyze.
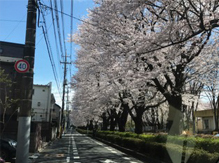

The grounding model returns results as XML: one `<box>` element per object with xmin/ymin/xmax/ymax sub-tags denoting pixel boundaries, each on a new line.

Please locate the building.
<box><xmin>0</xmin><ymin>41</ymin><xmax>60</xmax><ymax>151</ymax></box>
<box><xmin>31</xmin><ymin>82</ymin><xmax>61</xmax><ymax>141</ymax></box>
<box><xmin>51</xmin><ymin>104</ymin><xmax>61</xmax><ymax>127</ymax></box>
<box><xmin>31</xmin><ymin>82</ymin><xmax>55</xmax><ymax>122</ymax></box>
<box><xmin>0</xmin><ymin>41</ymin><xmax>24</xmax><ymax>130</ymax></box>
<box><xmin>195</xmin><ymin>109</ymin><xmax>215</xmax><ymax>134</ymax></box>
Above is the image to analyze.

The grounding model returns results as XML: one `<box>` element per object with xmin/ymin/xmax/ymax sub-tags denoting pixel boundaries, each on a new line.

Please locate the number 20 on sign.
<box><xmin>14</xmin><ymin>59</ymin><xmax>30</xmax><ymax>73</ymax></box>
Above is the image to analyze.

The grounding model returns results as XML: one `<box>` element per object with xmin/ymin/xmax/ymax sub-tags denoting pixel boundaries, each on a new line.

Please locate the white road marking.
<box><xmin>111</xmin><ymin>150</ymin><xmax>117</xmax><ymax>154</ymax></box>
<box><xmin>66</xmin><ymin>157</ymin><xmax>70</xmax><ymax>162</ymax></box>
<box><xmin>66</xmin><ymin>135</ymin><xmax>72</xmax><ymax>162</ymax></box>
<box><xmin>94</xmin><ymin>141</ymin><xmax>104</xmax><ymax>146</ymax></box>
<box><xmin>73</xmin><ymin>156</ymin><xmax>80</xmax><ymax>159</ymax></box>
<box><xmin>123</xmin><ymin>157</ymin><xmax>131</xmax><ymax>160</ymax></box>
<box><xmin>105</xmin><ymin>147</ymin><xmax>112</xmax><ymax>150</ymax></box>
<box><xmin>71</xmin><ymin>135</ymin><xmax>81</xmax><ymax>162</ymax></box>
<box><xmin>101</xmin><ymin>159</ymin><xmax>117</xmax><ymax>163</ymax></box>
<box><xmin>104</xmin><ymin>147</ymin><xmax>118</xmax><ymax>154</ymax></box>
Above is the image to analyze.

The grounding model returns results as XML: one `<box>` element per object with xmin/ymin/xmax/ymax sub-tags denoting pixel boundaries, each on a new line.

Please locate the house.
<box><xmin>31</xmin><ymin>82</ymin><xmax>55</xmax><ymax>122</ymax></box>
<box><xmin>195</xmin><ymin>109</ymin><xmax>215</xmax><ymax>134</ymax></box>
<box><xmin>31</xmin><ymin>82</ymin><xmax>60</xmax><ymax>141</ymax></box>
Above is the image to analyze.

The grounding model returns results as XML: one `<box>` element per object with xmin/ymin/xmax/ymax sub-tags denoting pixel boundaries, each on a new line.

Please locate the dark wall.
<box><xmin>0</xmin><ymin>41</ymin><xmax>24</xmax><ymax>121</ymax></box>
<box><xmin>0</xmin><ymin>41</ymin><xmax>24</xmax><ymax>58</ymax></box>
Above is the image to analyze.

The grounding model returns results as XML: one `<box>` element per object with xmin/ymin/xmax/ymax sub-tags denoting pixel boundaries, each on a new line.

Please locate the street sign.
<box><xmin>14</xmin><ymin>59</ymin><xmax>30</xmax><ymax>73</ymax></box>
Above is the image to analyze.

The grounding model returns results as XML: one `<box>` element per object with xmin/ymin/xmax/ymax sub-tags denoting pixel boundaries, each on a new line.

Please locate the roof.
<box><xmin>0</xmin><ymin>41</ymin><xmax>24</xmax><ymax>58</ymax></box>
<box><xmin>195</xmin><ymin>109</ymin><xmax>214</xmax><ymax>117</ymax></box>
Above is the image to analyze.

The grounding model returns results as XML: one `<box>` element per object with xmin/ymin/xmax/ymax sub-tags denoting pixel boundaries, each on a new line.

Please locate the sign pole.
<box><xmin>15</xmin><ymin>0</ymin><xmax>37</xmax><ymax>163</ymax></box>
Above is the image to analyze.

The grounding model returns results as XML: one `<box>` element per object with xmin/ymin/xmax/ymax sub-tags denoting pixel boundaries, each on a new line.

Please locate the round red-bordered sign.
<box><xmin>14</xmin><ymin>59</ymin><xmax>30</xmax><ymax>73</ymax></box>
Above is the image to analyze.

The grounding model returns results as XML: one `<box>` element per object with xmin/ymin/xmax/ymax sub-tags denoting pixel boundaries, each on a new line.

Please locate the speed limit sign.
<box><xmin>14</xmin><ymin>59</ymin><xmax>30</xmax><ymax>73</ymax></box>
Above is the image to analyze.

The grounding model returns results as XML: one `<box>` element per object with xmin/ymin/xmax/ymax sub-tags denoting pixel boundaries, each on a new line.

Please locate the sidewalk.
<box><xmin>30</xmin><ymin>135</ymin><xmax>70</xmax><ymax>163</ymax></box>
<box><xmin>6</xmin><ymin>140</ymin><xmax>54</xmax><ymax>163</ymax></box>
<box><xmin>29</xmin><ymin>140</ymin><xmax>55</xmax><ymax>163</ymax></box>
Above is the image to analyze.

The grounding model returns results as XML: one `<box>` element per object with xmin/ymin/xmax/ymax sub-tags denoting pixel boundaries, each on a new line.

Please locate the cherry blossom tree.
<box><xmin>202</xmin><ymin>52</ymin><xmax>219</xmax><ymax>131</ymax></box>
<box><xmin>70</xmin><ymin>0</ymin><xmax>219</xmax><ymax>135</ymax></box>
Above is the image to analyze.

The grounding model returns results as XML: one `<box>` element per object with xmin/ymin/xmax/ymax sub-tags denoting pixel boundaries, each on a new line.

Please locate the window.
<box><xmin>203</xmin><ymin>119</ymin><xmax>209</xmax><ymax>129</ymax></box>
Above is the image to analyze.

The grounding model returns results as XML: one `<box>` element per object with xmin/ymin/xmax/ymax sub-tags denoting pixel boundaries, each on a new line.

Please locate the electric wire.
<box><xmin>69</xmin><ymin>0</ymin><xmax>74</xmax><ymax>82</ymax></box>
<box><xmin>0</xmin><ymin>19</ymin><xmax>26</xmax><ymax>22</ymax></box>
<box><xmin>38</xmin><ymin>2</ymin><xmax>116</xmax><ymax>36</ymax></box>
<box><xmin>36</xmin><ymin>23</ymin><xmax>52</xmax><ymax>45</ymax></box>
<box><xmin>59</xmin><ymin>0</ymin><xmax>69</xmax><ymax>110</ymax></box>
<box><xmin>53</xmin><ymin>0</ymin><xmax>64</xmax><ymax>61</ymax></box>
<box><xmin>39</xmin><ymin>6</ymin><xmax>62</xmax><ymax>98</ymax></box>
<box><xmin>4</xmin><ymin>14</ymin><xmax>26</xmax><ymax>41</ymax></box>
<box><xmin>59</xmin><ymin>0</ymin><xmax>68</xmax><ymax>112</ymax></box>
<box><xmin>60</xmin><ymin>0</ymin><xmax>68</xmax><ymax>60</ymax></box>
<box><xmin>49</xmin><ymin>0</ymin><xmax>62</xmax><ymax>77</ymax></box>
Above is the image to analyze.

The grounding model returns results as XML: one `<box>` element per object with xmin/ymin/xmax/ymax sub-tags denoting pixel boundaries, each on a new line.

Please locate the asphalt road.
<box><xmin>34</xmin><ymin>130</ymin><xmax>144</xmax><ymax>163</ymax></box>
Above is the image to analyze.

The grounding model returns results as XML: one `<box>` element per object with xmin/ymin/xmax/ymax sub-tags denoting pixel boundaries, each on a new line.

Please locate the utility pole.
<box><xmin>16</xmin><ymin>0</ymin><xmax>37</xmax><ymax>163</ymax></box>
<box><xmin>66</xmin><ymin>86</ymin><xmax>70</xmax><ymax>129</ymax></box>
<box><xmin>60</xmin><ymin>53</ymin><xmax>70</xmax><ymax>138</ymax></box>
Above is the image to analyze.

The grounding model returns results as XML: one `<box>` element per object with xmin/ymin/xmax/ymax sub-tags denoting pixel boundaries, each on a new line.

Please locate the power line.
<box><xmin>38</xmin><ymin>2</ymin><xmax>116</xmax><ymax>35</ymax></box>
<box><xmin>69</xmin><ymin>0</ymin><xmax>74</xmax><ymax>81</ymax></box>
<box><xmin>42</xmin><ymin>24</ymin><xmax>62</xmax><ymax>98</ymax></box>
<box><xmin>0</xmin><ymin>19</ymin><xmax>26</xmax><ymax>22</ymax></box>
<box><xmin>60</xmin><ymin>0</ymin><xmax>67</xmax><ymax>60</ymax></box>
<box><xmin>39</xmin><ymin>5</ymin><xmax>62</xmax><ymax>98</ymax></box>
<box><xmin>49</xmin><ymin>0</ymin><xmax>62</xmax><ymax>76</ymax></box>
<box><xmin>4</xmin><ymin>14</ymin><xmax>26</xmax><ymax>41</ymax></box>
<box><xmin>53</xmin><ymin>0</ymin><xmax>64</xmax><ymax>60</ymax></box>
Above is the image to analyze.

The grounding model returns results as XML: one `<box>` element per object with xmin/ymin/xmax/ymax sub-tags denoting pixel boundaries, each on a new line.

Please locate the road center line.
<box><xmin>71</xmin><ymin>134</ymin><xmax>81</xmax><ymax>162</ymax></box>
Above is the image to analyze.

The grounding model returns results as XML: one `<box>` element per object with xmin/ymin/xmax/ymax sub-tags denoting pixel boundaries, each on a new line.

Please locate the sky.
<box><xmin>0</xmin><ymin>0</ymin><xmax>95</xmax><ymax>107</ymax></box>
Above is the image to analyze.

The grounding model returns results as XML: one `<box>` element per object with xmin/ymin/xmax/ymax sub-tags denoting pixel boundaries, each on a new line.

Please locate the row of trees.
<box><xmin>70</xmin><ymin>0</ymin><xmax>219</xmax><ymax>135</ymax></box>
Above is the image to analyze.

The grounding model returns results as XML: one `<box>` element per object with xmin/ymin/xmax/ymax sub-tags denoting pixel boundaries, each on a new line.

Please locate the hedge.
<box><xmin>76</xmin><ymin>129</ymin><xmax>219</xmax><ymax>163</ymax></box>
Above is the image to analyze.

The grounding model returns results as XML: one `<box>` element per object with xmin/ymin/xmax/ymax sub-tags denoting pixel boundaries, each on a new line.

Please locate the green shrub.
<box><xmin>121</xmin><ymin>137</ymin><xmax>144</xmax><ymax>150</ymax></box>
<box><xmin>188</xmin><ymin>149</ymin><xmax>218</xmax><ymax>163</ymax></box>
<box><xmin>138</xmin><ymin>134</ymin><xmax>156</xmax><ymax>142</ymax></box>
<box><xmin>194</xmin><ymin>138</ymin><xmax>219</xmax><ymax>153</ymax></box>
<box><xmin>154</xmin><ymin>133</ymin><xmax>167</xmax><ymax>143</ymax></box>
<box><xmin>77</xmin><ymin>129</ymin><xmax>219</xmax><ymax>163</ymax></box>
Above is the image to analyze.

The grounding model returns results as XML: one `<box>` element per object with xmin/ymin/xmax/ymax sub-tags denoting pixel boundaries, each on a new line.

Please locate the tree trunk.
<box><xmin>109</xmin><ymin>117</ymin><xmax>116</xmax><ymax>131</ymax></box>
<box><xmin>134</xmin><ymin>111</ymin><xmax>143</xmax><ymax>134</ymax></box>
<box><xmin>118</xmin><ymin>103</ymin><xmax>129</xmax><ymax>132</ymax></box>
<box><xmin>214</xmin><ymin>95</ymin><xmax>219</xmax><ymax>131</ymax></box>
<box><xmin>151</xmin><ymin>108</ymin><xmax>156</xmax><ymax>132</ymax></box>
<box><xmin>166</xmin><ymin>95</ymin><xmax>183</xmax><ymax>135</ymax></box>
<box><xmin>214</xmin><ymin>108</ymin><xmax>219</xmax><ymax>131</ymax></box>
<box><xmin>102</xmin><ymin>117</ymin><xmax>108</xmax><ymax>130</ymax></box>
<box><xmin>192</xmin><ymin>101</ymin><xmax>196</xmax><ymax>134</ymax></box>
<box><xmin>109</xmin><ymin>109</ymin><xmax>117</xmax><ymax>131</ymax></box>
<box><xmin>101</xmin><ymin>112</ymin><xmax>108</xmax><ymax>130</ymax></box>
